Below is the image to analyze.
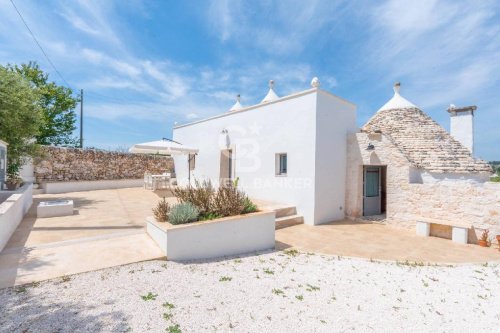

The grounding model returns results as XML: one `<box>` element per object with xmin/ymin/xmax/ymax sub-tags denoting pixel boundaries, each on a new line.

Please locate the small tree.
<box><xmin>496</xmin><ymin>166</ymin><xmax>500</xmax><ymax>176</ymax></box>
<box><xmin>0</xmin><ymin>66</ymin><xmax>44</xmax><ymax>181</ymax></box>
<box><xmin>8</xmin><ymin>62</ymin><xmax>79</xmax><ymax>146</ymax></box>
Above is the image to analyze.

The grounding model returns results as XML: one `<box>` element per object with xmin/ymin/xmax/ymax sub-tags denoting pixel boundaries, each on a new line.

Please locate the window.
<box><xmin>275</xmin><ymin>153</ymin><xmax>287</xmax><ymax>176</ymax></box>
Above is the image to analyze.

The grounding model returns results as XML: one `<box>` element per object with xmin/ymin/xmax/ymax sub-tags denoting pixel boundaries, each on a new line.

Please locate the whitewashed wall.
<box><xmin>314</xmin><ymin>91</ymin><xmax>357</xmax><ymax>223</ymax></box>
<box><xmin>174</xmin><ymin>89</ymin><xmax>356</xmax><ymax>225</ymax></box>
<box><xmin>0</xmin><ymin>183</ymin><xmax>33</xmax><ymax>252</ymax></box>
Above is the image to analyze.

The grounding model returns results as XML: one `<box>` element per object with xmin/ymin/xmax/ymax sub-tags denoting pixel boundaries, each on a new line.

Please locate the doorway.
<box><xmin>363</xmin><ymin>166</ymin><xmax>387</xmax><ymax>216</ymax></box>
<box><xmin>219</xmin><ymin>149</ymin><xmax>233</xmax><ymax>186</ymax></box>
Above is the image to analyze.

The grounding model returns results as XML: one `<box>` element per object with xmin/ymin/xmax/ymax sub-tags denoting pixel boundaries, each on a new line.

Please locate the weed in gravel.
<box><xmin>295</xmin><ymin>295</ymin><xmax>304</xmax><ymax>301</ymax></box>
<box><xmin>272</xmin><ymin>288</ymin><xmax>285</xmax><ymax>296</ymax></box>
<box><xmin>263</xmin><ymin>268</ymin><xmax>274</xmax><ymax>275</ymax></box>
<box><xmin>167</xmin><ymin>324</ymin><xmax>182</xmax><ymax>333</ymax></box>
<box><xmin>14</xmin><ymin>286</ymin><xmax>26</xmax><ymax>294</ymax></box>
<box><xmin>151</xmin><ymin>269</ymin><xmax>161</xmax><ymax>274</ymax></box>
<box><xmin>30</xmin><ymin>281</ymin><xmax>41</xmax><ymax>288</ymax></box>
<box><xmin>61</xmin><ymin>275</ymin><xmax>71</xmax><ymax>283</ymax></box>
<box><xmin>234</xmin><ymin>259</ymin><xmax>242</xmax><ymax>264</ymax></box>
<box><xmin>163</xmin><ymin>302</ymin><xmax>175</xmax><ymax>309</ymax></box>
<box><xmin>161</xmin><ymin>264</ymin><xmax>168</xmax><ymax>269</ymax></box>
<box><xmin>141</xmin><ymin>292</ymin><xmax>158</xmax><ymax>301</ymax></box>
<box><xmin>422</xmin><ymin>280</ymin><xmax>429</xmax><ymax>287</ymax></box>
<box><xmin>284</xmin><ymin>249</ymin><xmax>299</xmax><ymax>257</ymax></box>
<box><xmin>219</xmin><ymin>276</ymin><xmax>232</xmax><ymax>282</ymax></box>
<box><xmin>397</xmin><ymin>260</ymin><xmax>424</xmax><ymax>267</ymax></box>
<box><xmin>163</xmin><ymin>313</ymin><xmax>173</xmax><ymax>321</ymax></box>
<box><xmin>305</xmin><ymin>284</ymin><xmax>320</xmax><ymax>292</ymax></box>
<box><xmin>320</xmin><ymin>319</ymin><xmax>326</xmax><ymax>324</ymax></box>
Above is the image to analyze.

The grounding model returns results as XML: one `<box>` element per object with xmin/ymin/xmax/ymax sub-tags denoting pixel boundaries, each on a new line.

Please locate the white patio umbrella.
<box><xmin>129</xmin><ymin>138</ymin><xmax>198</xmax><ymax>155</ymax></box>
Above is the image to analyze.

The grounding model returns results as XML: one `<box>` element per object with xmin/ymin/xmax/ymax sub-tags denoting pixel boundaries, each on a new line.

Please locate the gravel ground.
<box><xmin>1</xmin><ymin>251</ymin><xmax>499</xmax><ymax>333</ymax></box>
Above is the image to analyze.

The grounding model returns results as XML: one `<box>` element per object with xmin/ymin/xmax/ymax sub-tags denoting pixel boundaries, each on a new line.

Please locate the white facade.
<box><xmin>173</xmin><ymin>88</ymin><xmax>357</xmax><ymax>225</ymax></box>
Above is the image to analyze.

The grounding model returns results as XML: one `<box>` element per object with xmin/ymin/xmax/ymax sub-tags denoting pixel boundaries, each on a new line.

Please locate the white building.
<box><xmin>173</xmin><ymin>78</ymin><xmax>499</xmax><ymax>241</ymax></box>
<box><xmin>173</xmin><ymin>79</ymin><xmax>357</xmax><ymax>225</ymax></box>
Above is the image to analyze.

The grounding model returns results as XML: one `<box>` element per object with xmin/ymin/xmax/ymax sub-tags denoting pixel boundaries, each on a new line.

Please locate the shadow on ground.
<box><xmin>0</xmin><ymin>283</ymin><xmax>129</xmax><ymax>332</ymax></box>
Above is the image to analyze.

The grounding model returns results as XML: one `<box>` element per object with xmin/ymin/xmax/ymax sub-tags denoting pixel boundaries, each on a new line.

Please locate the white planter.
<box><xmin>0</xmin><ymin>183</ymin><xmax>33</xmax><ymax>252</ymax></box>
<box><xmin>146</xmin><ymin>211</ymin><xmax>275</xmax><ymax>261</ymax></box>
<box><xmin>37</xmin><ymin>200</ymin><xmax>74</xmax><ymax>218</ymax></box>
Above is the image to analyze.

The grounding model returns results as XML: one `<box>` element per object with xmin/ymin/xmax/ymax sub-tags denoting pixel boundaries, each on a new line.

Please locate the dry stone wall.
<box><xmin>34</xmin><ymin>146</ymin><xmax>174</xmax><ymax>183</ymax></box>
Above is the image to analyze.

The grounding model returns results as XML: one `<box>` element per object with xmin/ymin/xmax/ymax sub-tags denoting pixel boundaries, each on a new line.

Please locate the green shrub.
<box><xmin>491</xmin><ymin>176</ymin><xmax>500</xmax><ymax>183</ymax></box>
<box><xmin>152</xmin><ymin>198</ymin><xmax>170</xmax><ymax>222</ymax></box>
<box><xmin>242</xmin><ymin>197</ymin><xmax>258</xmax><ymax>214</ymax></box>
<box><xmin>198</xmin><ymin>212</ymin><xmax>223</xmax><ymax>221</ymax></box>
<box><xmin>173</xmin><ymin>179</ymin><xmax>214</xmax><ymax>215</ymax></box>
<box><xmin>212</xmin><ymin>185</ymin><xmax>246</xmax><ymax>217</ymax></box>
<box><xmin>168</xmin><ymin>202</ymin><xmax>199</xmax><ymax>225</ymax></box>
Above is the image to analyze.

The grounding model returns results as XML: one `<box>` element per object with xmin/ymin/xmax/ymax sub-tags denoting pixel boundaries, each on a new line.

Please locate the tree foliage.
<box><xmin>8</xmin><ymin>62</ymin><xmax>79</xmax><ymax>146</ymax></box>
<box><xmin>0</xmin><ymin>65</ymin><xmax>44</xmax><ymax>177</ymax></box>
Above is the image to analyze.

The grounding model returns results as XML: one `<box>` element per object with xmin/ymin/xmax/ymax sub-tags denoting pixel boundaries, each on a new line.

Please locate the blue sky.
<box><xmin>1</xmin><ymin>0</ymin><xmax>499</xmax><ymax>160</ymax></box>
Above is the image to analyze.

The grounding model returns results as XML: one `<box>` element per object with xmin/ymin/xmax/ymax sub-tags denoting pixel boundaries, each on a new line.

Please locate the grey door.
<box><xmin>363</xmin><ymin>166</ymin><xmax>381</xmax><ymax>216</ymax></box>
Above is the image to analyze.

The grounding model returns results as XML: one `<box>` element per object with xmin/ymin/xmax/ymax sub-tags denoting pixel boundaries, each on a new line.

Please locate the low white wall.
<box><xmin>20</xmin><ymin>159</ymin><xmax>35</xmax><ymax>183</ymax></box>
<box><xmin>0</xmin><ymin>183</ymin><xmax>33</xmax><ymax>252</ymax></box>
<box><xmin>147</xmin><ymin>211</ymin><xmax>275</xmax><ymax>261</ymax></box>
<box><xmin>41</xmin><ymin>179</ymin><xmax>143</xmax><ymax>194</ymax></box>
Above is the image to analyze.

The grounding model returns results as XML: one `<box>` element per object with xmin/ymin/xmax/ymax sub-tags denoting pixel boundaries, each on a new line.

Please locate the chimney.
<box><xmin>447</xmin><ymin>104</ymin><xmax>476</xmax><ymax>155</ymax></box>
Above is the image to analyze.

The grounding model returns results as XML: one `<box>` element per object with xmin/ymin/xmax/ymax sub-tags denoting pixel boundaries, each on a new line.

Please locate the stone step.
<box><xmin>273</xmin><ymin>206</ymin><xmax>297</xmax><ymax>218</ymax></box>
<box><xmin>275</xmin><ymin>214</ymin><xmax>304</xmax><ymax>230</ymax></box>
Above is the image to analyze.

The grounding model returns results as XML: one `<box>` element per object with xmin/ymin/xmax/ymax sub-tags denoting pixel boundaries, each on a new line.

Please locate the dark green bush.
<box><xmin>242</xmin><ymin>197</ymin><xmax>258</xmax><ymax>214</ymax></box>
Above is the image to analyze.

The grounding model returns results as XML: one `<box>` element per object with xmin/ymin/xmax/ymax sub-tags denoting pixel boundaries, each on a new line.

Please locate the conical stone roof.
<box><xmin>363</xmin><ymin>84</ymin><xmax>492</xmax><ymax>174</ymax></box>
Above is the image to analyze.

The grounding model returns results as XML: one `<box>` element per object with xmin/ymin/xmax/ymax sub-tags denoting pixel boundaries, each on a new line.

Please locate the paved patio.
<box><xmin>276</xmin><ymin>220</ymin><xmax>500</xmax><ymax>264</ymax></box>
<box><xmin>0</xmin><ymin>188</ymin><xmax>167</xmax><ymax>288</ymax></box>
<box><xmin>2</xmin><ymin>187</ymin><xmax>499</xmax><ymax>289</ymax></box>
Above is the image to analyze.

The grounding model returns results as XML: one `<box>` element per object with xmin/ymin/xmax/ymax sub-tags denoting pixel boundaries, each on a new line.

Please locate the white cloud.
<box><xmin>205</xmin><ymin>0</ymin><xmax>350</xmax><ymax>55</ymax></box>
<box><xmin>365</xmin><ymin>0</ymin><xmax>500</xmax><ymax>110</ymax></box>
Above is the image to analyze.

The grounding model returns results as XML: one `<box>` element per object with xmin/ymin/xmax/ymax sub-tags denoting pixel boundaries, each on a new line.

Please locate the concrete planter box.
<box><xmin>0</xmin><ymin>183</ymin><xmax>33</xmax><ymax>252</ymax></box>
<box><xmin>146</xmin><ymin>211</ymin><xmax>275</xmax><ymax>261</ymax></box>
<box><xmin>37</xmin><ymin>200</ymin><xmax>74</xmax><ymax>218</ymax></box>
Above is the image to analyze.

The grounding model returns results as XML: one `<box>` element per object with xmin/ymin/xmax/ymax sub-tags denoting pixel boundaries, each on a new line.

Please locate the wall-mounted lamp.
<box><xmin>366</xmin><ymin>143</ymin><xmax>375</xmax><ymax>151</ymax></box>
